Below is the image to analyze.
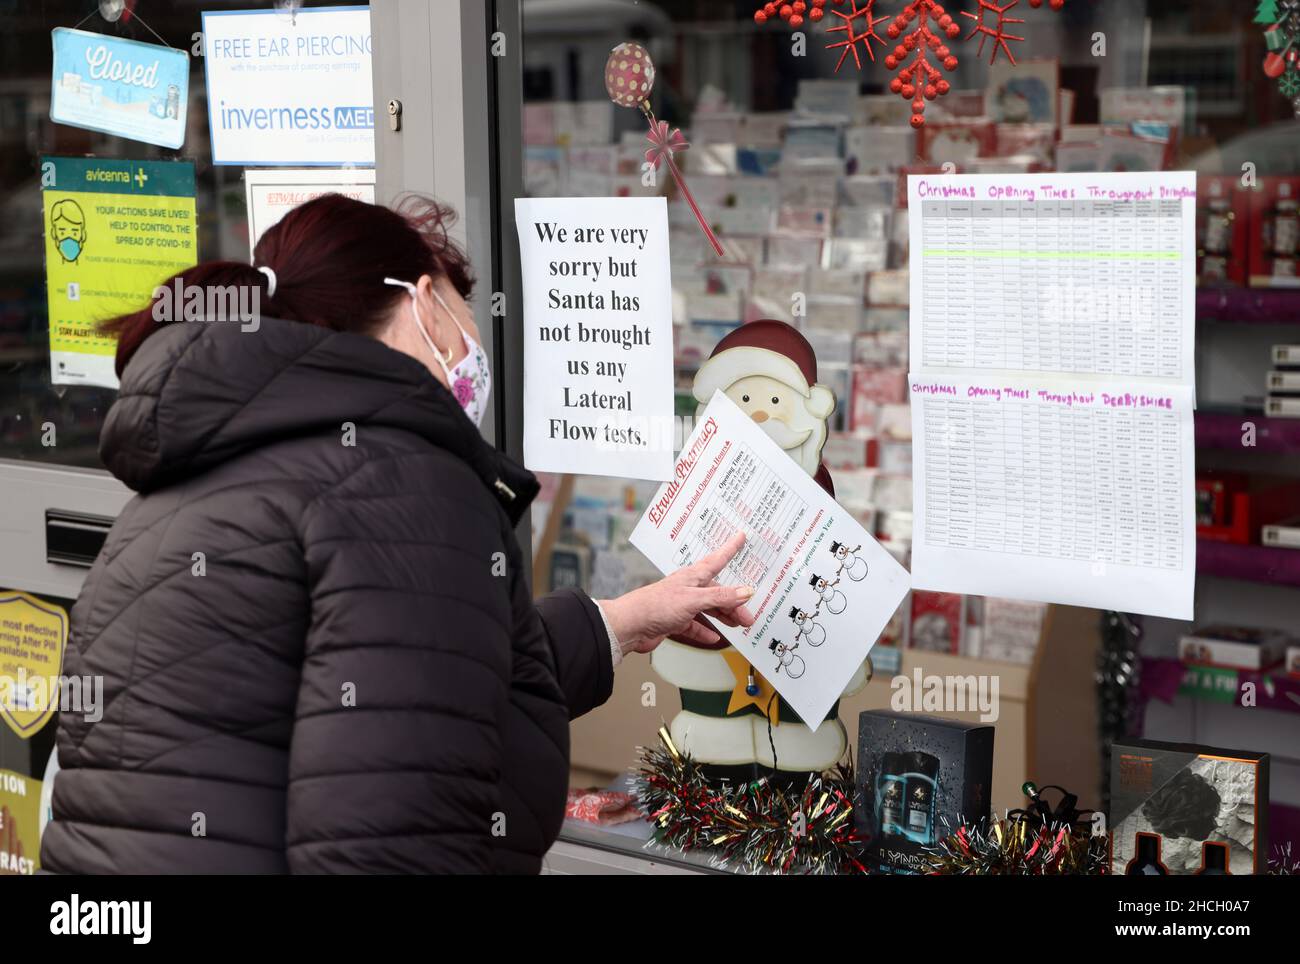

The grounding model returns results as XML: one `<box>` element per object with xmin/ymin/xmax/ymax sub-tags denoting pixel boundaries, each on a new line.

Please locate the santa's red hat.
<box><xmin>692</xmin><ymin>319</ymin><xmax>835</xmax><ymax>420</ymax></box>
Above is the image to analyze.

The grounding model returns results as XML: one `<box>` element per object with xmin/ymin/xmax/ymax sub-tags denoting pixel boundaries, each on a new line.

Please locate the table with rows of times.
<box><xmin>675</xmin><ymin>442</ymin><xmax>808</xmax><ymax>587</ymax></box>
<box><xmin>920</xmin><ymin>397</ymin><xmax>1183</xmax><ymax>570</ymax></box>
<box><xmin>919</xmin><ymin>198</ymin><xmax>1186</xmax><ymax>379</ymax></box>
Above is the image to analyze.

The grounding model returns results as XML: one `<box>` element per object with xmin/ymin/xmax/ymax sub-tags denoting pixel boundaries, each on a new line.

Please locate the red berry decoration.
<box><xmin>780</xmin><ymin>3</ymin><xmax>793</xmax><ymax>19</ymax></box>
<box><xmin>755</xmin><ymin>9</ymin><xmax>768</xmax><ymax>23</ymax></box>
<box><xmin>794</xmin><ymin>0</ymin><xmax>806</xmax><ymax>12</ymax></box>
<box><xmin>791</xmin><ymin>13</ymin><xmax>804</xmax><ymax>25</ymax></box>
<box><xmin>810</xmin><ymin>7</ymin><xmax>824</xmax><ymax>20</ymax></box>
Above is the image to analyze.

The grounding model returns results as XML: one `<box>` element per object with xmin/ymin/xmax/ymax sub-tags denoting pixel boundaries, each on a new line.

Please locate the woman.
<box><xmin>40</xmin><ymin>194</ymin><xmax>753</xmax><ymax>874</ymax></box>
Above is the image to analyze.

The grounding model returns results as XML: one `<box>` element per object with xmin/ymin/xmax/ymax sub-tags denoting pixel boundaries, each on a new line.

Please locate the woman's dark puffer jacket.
<box><xmin>40</xmin><ymin>316</ymin><xmax>613</xmax><ymax>874</ymax></box>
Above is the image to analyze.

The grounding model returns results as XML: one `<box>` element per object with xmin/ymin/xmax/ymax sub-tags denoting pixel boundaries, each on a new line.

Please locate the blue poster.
<box><xmin>50</xmin><ymin>28</ymin><xmax>189</xmax><ymax>150</ymax></box>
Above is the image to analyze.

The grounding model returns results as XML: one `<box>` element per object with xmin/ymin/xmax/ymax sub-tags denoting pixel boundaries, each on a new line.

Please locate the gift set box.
<box><xmin>1247</xmin><ymin>177</ymin><xmax>1300</xmax><ymax>288</ymax></box>
<box><xmin>1178</xmin><ymin>624</ymin><xmax>1290</xmax><ymax>672</ymax></box>
<box><xmin>1109</xmin><ymin>739</ymin><xmax>1269</xmax><ymax>875</ymax></box>
<box><xmin>856</xmin><ymin>710</ymin><xmax>995</xmax><ymax>874</ymax></box>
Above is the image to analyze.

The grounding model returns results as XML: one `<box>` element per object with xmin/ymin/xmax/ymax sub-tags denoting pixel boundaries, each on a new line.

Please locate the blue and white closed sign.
<box><xmin>50</xmin><ymin>28</ymin><xmax>189</xmax><ymax>150</ymax></box>
<box><xmin>201</xmin><ymin>6</ymin><xmax>374</xmax><ymax>166</ymax></box>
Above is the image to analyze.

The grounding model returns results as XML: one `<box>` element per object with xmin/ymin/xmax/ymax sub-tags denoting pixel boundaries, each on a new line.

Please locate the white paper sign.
<box><xmin>244</xmin><ymin>167</ymin><xmax>375</xmax><ymax>254</ymax></box>
<box><xmin>631</xmin><ymin>391</ymin><xmax>911</xmax><ymax>728</ymax></box>
<box><xmin>201</xmin><ymin>7</ymin><xmax>374</xmax><ymax>166</ymax></box>
<box><xmin>907</xmin><ymin>171</ymin><xmax>1199</xmax><ymax>619</ymax></box>
<box><xmin>909</xmin><ymin>374</ymin><xmax>1196</xmax><ymax>619</ymax></box>
<box><xmin>514</xmin><ymin>197</ymin><xmax>676</xmax><ymax>481</ymax></box>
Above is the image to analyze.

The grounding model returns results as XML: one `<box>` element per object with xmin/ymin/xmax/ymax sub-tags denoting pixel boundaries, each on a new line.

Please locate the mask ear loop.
<box><xmin>429</xmin><ymin>286</ymin><xmax>473</xmax><ymax>352</ymax></box>
<box><xmin>383</xmin><ymin>277</ymin><xmax>454</xmax><ymax>379</ymax></box>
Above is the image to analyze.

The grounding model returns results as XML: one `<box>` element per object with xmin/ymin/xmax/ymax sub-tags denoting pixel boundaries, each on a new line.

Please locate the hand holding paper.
<box><xmin>599</xmin><ymin>532</ymin><xmax>756</xmax><ymax>654</ymax></box>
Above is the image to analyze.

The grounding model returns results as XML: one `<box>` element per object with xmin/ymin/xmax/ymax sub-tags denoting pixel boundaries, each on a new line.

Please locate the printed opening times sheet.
<box><xmin>908</xmin><ymin>173</ymin><xmax>1197</xmax><ymax>620</ymax></box>
<box><xmin>910</xmin><ymin>172</ymin><xmax>1196</xmax><ymax>384</ymax></box>
<box><xmin>910</xmin><ymin>376</ymin><xmax>1195</xmax><ymax>618</ymax></box>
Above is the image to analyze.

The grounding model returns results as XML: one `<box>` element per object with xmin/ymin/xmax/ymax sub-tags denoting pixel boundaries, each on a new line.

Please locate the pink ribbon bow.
<box><xmin>642</xmin><ymin>119</ymin><xmax>723</xmax><ymax>257</ymax></box>
<box><xmin>645</xmin><ymin>120</ymin><xmax>690</xmax><ymax>169</ymax></box>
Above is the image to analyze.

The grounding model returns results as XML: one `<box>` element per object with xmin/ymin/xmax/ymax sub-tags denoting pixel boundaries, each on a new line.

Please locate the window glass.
<box><xmin>518</xmin><ymin>1</ymin><xmax>1300</xmax><ymax>867</ymax></box>
<box><xmin>0</xmin><ymin>0</ymin><xmax>370</xmax><ymax>468</ymax></box>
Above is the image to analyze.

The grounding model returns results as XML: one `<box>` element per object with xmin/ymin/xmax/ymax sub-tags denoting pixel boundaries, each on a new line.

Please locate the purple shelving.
<box><xmin>1197</xmin><ymin>539</ymin><xmax>1300</xmax><ymax>588</ymax></box>
<box><xmin>1197</xmin><ymin>287</ymin><xmax>1300</xmax><ymax>325</ymax></box>
<box><xmin>1195</xmin><ymin>410</ymin><xmax>1300</xmax><ymax>453</ymax></box>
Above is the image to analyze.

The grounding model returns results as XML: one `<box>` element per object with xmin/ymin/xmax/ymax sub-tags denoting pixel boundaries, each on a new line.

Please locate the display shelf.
<box><xmin>1195</xmin><ymin>409</ymin><xmax>1300</xmax><ymax>453</ymax></box>
<box><xmin>1197</xmin><ymin>287</ymin><xmax>1300</xmax><ymax>325</ymax></box>
<box><xmin>1197</xmin><ymin>539</ymin><xmax>1300</xmax><ymax>588</ymax></box>
<box><xmin>1143</xmin><ymin>655</ymin><xmax>1300</xmax><ymax>712</ymax></box>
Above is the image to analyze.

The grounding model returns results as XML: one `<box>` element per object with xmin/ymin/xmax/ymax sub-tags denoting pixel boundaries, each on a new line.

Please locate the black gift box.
<box><xmin>1109</xmin><ymin>739</ymin><xmax>1269</xmax><ymax>875</ymax></box>
<box><xmin>856</xmin><ymin>710</ymin><xmax>995</xmax><ymax>874</ymax></box>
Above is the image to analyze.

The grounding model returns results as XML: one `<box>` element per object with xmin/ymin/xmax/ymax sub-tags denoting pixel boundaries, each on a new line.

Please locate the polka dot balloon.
<box><xmin>604</xmin><ymin>42</ymin><xmax>655</xmax><ymax>109</ymax></box>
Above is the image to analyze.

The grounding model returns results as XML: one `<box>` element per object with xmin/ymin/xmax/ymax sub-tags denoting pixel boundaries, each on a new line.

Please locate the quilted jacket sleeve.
<box><xmin>286</xmin><ymin>453</ymin><xmax>514</xmax><ymax>874</ymax></box>
<box><xmin>534</xmin><ymin>588</ymin><xmax>614</xmax><ymax>720</ymax></box>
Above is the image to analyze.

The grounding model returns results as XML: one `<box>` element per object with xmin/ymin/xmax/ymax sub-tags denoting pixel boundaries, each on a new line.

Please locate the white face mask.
<box><xmin>384</xmin><ymin>277</ymin><xmax>492</xmax><ymax>428</ymax></box>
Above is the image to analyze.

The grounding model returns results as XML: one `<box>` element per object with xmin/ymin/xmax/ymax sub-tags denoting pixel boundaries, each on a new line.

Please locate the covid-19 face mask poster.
<box><xmin>41</xmin><ymin>156</ymin><xmax>197</xmax><ymax>389</ymax></box>
<box><xmin>201</xmin><ymin>6</ymin><xmax>375</xmax><ymax>167</ymax></box>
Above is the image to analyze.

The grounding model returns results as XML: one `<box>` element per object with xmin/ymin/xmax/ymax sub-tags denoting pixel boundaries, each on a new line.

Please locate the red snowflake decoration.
<box><xmin>884</xmin><ymin>2</ymin><xmax>962</xmax><ymax>128</ymax></box>
<box><xmin>962</xmin><ymin>0</ymin><xmax>1026</xmax><ymax>65</ymax></box>
<box><xmin>749</xmin><ymin>0</ymin><xmax>1068</xmax><ymax>124</ymax></box>
<box><xmin>827</xmin><ymin>0</ymin><xmax>890</xmax><ymax>71</ymax></box>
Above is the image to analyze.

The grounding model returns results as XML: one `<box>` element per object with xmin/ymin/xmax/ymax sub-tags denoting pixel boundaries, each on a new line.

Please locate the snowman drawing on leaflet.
<box><xmin>650</xmin><ymin>320</ymin><xmax>872</xmax><ymax>783</ymax></box>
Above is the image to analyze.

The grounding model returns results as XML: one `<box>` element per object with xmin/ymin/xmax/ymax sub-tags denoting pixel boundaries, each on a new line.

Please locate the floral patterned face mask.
<box><xmin>384</xmin><ymin>277</ymin><xmax>492</xmax><ymax>428</ymax></box>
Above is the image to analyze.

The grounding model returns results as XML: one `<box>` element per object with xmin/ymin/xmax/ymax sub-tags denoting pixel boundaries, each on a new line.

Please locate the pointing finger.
<box><xmin>694</xmin><ymin>531</ymin><xmax>746</xmax><ymax>582</ymax></box>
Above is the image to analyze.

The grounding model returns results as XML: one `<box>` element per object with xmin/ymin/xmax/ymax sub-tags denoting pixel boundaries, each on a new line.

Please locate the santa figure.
<box><xmin>650</xmin><ymin>320</ymin><xmax>870</xmax><ymax>786</ymax></box>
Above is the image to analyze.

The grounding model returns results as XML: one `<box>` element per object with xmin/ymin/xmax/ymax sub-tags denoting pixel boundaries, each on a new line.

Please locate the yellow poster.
<box><xmin>0</xmin><ymin>770</ymin><xmax>42</xmax><ymax>875</ymax></box>
<box><xmin>0</xmin><ymin>591</ymin><xmax>68</xmax><ymax>739</ymax></box>
<box><xmin>42</xmin><ymin>155</ymin><xmax>197</xmax><ymax>389</ymax></box>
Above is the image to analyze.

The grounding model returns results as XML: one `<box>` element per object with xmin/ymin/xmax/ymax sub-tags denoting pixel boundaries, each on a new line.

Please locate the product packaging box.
<box><xmin>1247</xmin><ymin>177</ymin><xmax>1300</xmax><ymax>288</ymax></box>
<box><xmin>1197</xmin><ymin>175</ymin><xmax>1249</xmax><ymax>286</ymax></box>
<box><xmin>1178</xmin><ymin>625</ymin><xmax>1290</xmax><ymax>671</ymax></box>
<box><xmin>856</xmin><ymin>710</ymin><xmax>995</xmax><ymax>874</ymax></box>
<box><xmin>1110</xmin><ymin>739</ymin><xmax>1269</xmax><ymax>875</ymax></box>
<box><xmin>1287</xmin><ymin>646</ymin><xmax>1300</xmax><ymax>679</ymax></box>
<box><xmin>908</xmin><ymin>590</ymin><xmax>965</xmax><ymax>654</ymax></box>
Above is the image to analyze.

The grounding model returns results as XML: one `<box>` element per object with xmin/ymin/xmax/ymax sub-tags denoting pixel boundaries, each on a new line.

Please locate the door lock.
<box><xmin>387</xmin><ymin>99</ymin><xmax>402</xmax><ymax>132</ymax></box>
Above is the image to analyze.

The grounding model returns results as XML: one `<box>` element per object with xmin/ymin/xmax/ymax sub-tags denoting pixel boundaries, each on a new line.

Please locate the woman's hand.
<box><xmin>598</xmin><ymin>532</ymin><xmax>755</xmax><ymax>655</ymax></box>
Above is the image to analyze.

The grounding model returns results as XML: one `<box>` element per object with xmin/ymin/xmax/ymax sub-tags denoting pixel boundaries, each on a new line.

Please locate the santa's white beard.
<box><xmin>758</xmin><ymin>413</ymin><xmax>826</xmax><ymax>476</ymax></box>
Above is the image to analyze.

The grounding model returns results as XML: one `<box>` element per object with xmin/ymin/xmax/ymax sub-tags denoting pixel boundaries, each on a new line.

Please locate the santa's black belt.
<box><xmin>677</xmin><ymin>688</ymin><xmax>840</xmax><ymax>725</ymax></box>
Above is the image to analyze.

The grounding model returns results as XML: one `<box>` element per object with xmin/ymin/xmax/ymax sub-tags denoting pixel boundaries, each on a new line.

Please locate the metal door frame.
<box><xmin>371</xmin><ymin>0</ymin><xmax>531</xmax><ymax>555</ymax></box>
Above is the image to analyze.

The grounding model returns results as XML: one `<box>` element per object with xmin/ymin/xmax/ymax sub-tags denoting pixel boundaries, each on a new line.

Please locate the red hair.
<box><xmin>102</xmin><ymin>194</ymin><xmax>474</xmax><ymax>376</ymax></box>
